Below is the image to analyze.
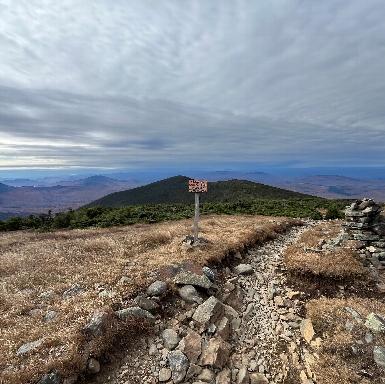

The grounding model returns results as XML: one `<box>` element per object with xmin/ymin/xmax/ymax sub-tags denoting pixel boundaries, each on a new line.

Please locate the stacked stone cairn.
<box><xmin>344</xmin><ymin>198</ymin><xmax>385</xmax><ymax>271</ymax></box>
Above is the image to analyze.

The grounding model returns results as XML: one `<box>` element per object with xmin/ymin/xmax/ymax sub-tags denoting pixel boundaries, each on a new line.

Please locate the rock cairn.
<box><xmin>344</xmin><ymin>198</ymin><xmax>385</xmax><ymax>277</ymax></box>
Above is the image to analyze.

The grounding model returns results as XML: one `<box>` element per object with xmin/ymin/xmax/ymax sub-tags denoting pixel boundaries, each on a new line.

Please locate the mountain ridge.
<box><xmin>83</xmin><ymin>175</ymin><xmax>316</xmax><ymax>208</ymax></box>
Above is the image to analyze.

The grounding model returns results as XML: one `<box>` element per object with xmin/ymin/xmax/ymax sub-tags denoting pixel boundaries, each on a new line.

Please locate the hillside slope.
<box><xmin>84</xmin><ymin>175</ymin><xmax>316</xmax><ymax>208</ymax></box>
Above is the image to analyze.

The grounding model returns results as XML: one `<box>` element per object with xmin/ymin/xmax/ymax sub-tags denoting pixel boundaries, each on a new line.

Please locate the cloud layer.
<box><xmin>1</xmin><ymin>0</ymin><xmax>384</xmax><ymax>171</ymax></box>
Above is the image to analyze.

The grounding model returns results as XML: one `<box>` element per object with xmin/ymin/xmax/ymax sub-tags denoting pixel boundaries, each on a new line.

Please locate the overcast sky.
<box><xmin>1</xmin><ymin>0</ymin><xmax>385</xmax><ymax>175</ymax></box>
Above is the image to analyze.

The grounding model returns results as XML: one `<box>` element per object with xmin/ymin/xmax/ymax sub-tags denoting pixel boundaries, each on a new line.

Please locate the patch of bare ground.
<box><xmin>0</xmin><ymin>215</ymin><xmax>300</xmax><ymax>384</ymax></box>
<box><xmin>284</xmin><ymin>220</ymin><xmax>385</xmax><ymax>384</ymax></box>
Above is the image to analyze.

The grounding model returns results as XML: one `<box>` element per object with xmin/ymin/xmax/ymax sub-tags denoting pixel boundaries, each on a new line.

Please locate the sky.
<box><xmin>1</xmin><ymin>0</ymin><xmax>385</xmax><ymax>177</ymax></box>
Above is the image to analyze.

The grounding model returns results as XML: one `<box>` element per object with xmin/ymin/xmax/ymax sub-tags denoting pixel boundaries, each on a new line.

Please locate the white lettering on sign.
<box><xmin>189</xmin><ymin>179</ymin><xmax>208</xmax><ymax>193</ymax></box>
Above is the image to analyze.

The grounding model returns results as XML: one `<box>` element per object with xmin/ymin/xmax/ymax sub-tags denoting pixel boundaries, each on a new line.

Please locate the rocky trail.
<box><xmin>79</xmin><ymin>221</ymin><xmax>318</xmax><ymax>384</ymax></box>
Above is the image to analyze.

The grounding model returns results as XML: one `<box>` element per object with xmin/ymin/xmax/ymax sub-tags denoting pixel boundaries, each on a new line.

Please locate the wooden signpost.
<box><xmin>189</xmin><ymin>180</ymin><xmax>208</xmax><ymax>243</ymax></box>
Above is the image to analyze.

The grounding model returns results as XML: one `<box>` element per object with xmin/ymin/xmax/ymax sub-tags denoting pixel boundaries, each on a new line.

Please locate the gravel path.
<box><xmin>82</xmin><ymin>221</ymin><xmax>316</xmax><ymax>384</ymax></box>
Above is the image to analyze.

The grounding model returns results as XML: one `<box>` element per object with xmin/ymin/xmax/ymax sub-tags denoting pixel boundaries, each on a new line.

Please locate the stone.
<box><xmin>286</xmin><ymin>291</ymin><xmax>300</xmax><ymax>300</ymax></box>
<box><xmin>199</xmin><ymin>337</ymin><xmax>230</xmax><ymax>369</ymax></box>
<box><xmin>237</xmin><ymin>366</ymin><xmax>250</xmax><ymax>384</ymax></box>
<box><xmin>178</xmin><ymin>331</ymin><xmax>202</xmax><ymax>364</ymax></box>
<box><xmin>81</xmin><ymin>309</ymin><xmax>111</xmax><ymax>336</ymax></box>
<box><xmin>39</xmin><ymin>290</ymin><xmax>54</xmax><ymax>298</ymax></box>
<box><xmin>146</xmin><ymin>280</ymin><xmax>168</xmax><ymax>296</ymax></box>
<box><xmin>115</xmin><ymin>307</ymin><xmax>156</xmax><ymax>323</ymax></box>
<box><xmin>221</xmin><ymin>286</ymin><xmax>244</xmax><ymax>311</ymax></box>
<box><xmin>37</xmin><ymin>371</ymin><xmax>60</xmax><ymax>384</ymax></box>
<box><xmin>179</xmin><ymin>285</ymin><xmax>203</xmax><ymax>304</ymax></box>
<box><xmin>274</xmin><ymin>296</ymin><xmax>284</xmax><ymax>307</ymax></box>
<box><xmin>174</xmin><ymin>270</ymin><xmax>212</xmax><ymax>289</ymax></box>
<box><xmin>216</xmin><ymin>317</ymin><xmax>231</xmax><ymax>341</ymax></box>
<box><xmin>16</xmin><ymin>338</ymin><xmax>45</xmax><ymax>356</ymax></box>
<box><xmin>44</xmin><ymin>310</ymin><xmax>57</xmax><ymax>323</ymax></box>
<box><xmin>197</xmin><ymin>368</ymin><xmax>216</xmax><ymax>382</ymax></box>
<box><xmin>167</xmin><ymin>350</ymin><xmax>190</xmax><ymax>384</ymax></box>
<box><xmin>267</xmin><ymin>282</ymin><xmax>277</xmax><ymax>300</ymax></box>
<box><xmin>117</xmin><ymin>276</ymin><xmax>133</xmax><ymax>285</ymax></box>
<box><xmin>202</xmin><ymin>266</ymin><xmax>216</xmax><ymax>283</ymax></box>
<box><xmin>98</xmin><ymin>289</ymin><xmax>116</xmax><ymax>298</ymax></box>
<box><xmin>300</xmin><ymin>318</ymin><xmax>315</xmax><ymax>343</ymax></box>
<box><xmin>134</xmin><ymin>295</ymin><xmax>160</xmax><ymax>313</ymax></box>
<box><xmin>87</xmin><ymin>358</ymin><xmax>100</xmax><ymax>374</ymax></box>
<box><xmin>149</xmin><ymin>343</ymin><xmax>159</xmax><ymax>355</ymax></box>
<box><xmin>233</xmin><ymin>264</ymin><xmax>254</xmax><ymax>275</ymax></box>
<box><xmin>193</xmin><ymin>296</ymin><xmax>224</xmax><ymax>327</ymax></box>
<box><xmin>63</xmin><ymin>284</ymin><xmax>84</xmax><ymax>297</ymax></box>
<box><xmin>159</xmin><ymin>368</ymin><xmax>172</xmax><ymax>382</ymax></box>
<box><xmin>186</xmin><ymin>364</ymin><xmax>203</xmax><ymax>379</ymax></box>
<box><xmin>249</xmin><ymin>373</ymin><xmax>269</xmax><ymax>384</ymax></box>
<box><xmin>162</xmin><ymin>328</ymin><xmax>180</xmax><ymax>350</ymax></box>
<box><xmin>345</xmin><ymin>307</ymin><xmax>362</xmax><ymax>323</ymax></box>
<box><xmin>365</xmin><ymin>312</ymin><xmax>385</xmax><ymax>333</ymax></box>
<box><xmin>373</xmin><ymin>346</ymin><xmax>385</xmax><ymax>370</ymax></box>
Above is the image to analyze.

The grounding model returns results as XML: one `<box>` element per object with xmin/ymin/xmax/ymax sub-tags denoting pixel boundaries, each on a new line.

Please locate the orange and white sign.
<box><xmin>189</xmin><ymin>179</ymin><xmax>208</xmax><ymax>193</ymax></box>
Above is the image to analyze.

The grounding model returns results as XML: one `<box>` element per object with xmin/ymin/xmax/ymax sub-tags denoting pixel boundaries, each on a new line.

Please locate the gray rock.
<box><xmin>174</xmin><ymin>270</ymin><xmax>213</xmax><ymax>289</ymax></box>
<box><xmin>178</xmin><ymin>285</ymin><xmax>203</xmax><ymax>304</ymax></box>
<box><xmin>365</xmin><ymin>312</ymin><xmax>385</xmax><ymax>333</ymax></box>
<box><xmin>267</xmin><ymin>282</ymin><xmax>277</xmax><ymax>300</ymax></box>
<box><xmin>345</xmin><ymin>307</ymin><xmax>362</xmax><ymax>323</ymax></box>
<box><xmin>159</xmin><ymin>368</ymin><xmax>172</xmax><ymax>382</ymax></box>
<box><xmin>233</xmin><ymin>264</ymin><xmax>254</xmax><ymax>275</ymax></box>
<box><xmin>373</xmin><ymin>345</ymin><xmax>385</xmax><ymax>369</ymax></box>
<box><xmin>192</xmin><ymin>296</ymin><xmax>224</xmax><ymax>327</ymax></box>
<box><xmin>39</xmin><ymin>290</ymin><xmax>54</xmax><ymax>298</ymax></box>
<box><xmin>37</xmin><ymin>371</ymin><xmax>60</xmax><ymax>384</ymax></box>
<box><xmin>87</xmin><ymin>358</ymin><xmax>100</xmax><ymax>374</ymax></box>
<box><xmin>167</xmin><ymin>350</ymin><xmax>190</xmax><ymax>384</ymax></box>
<box><xmin>134</xmin><ymin>295</ymin><xmax>160</xmax><ymax>313</ymax></box>
<box><xmin>98</xmin><ymin>289</ymin><xmax>116</xmax><ymax>298</ymax></box>
<box><xmin>146</xmin><ymin>280</ymin><xmax>168</xmax><ymax>296</ymax></box>
<box><xmin>202</xmin><ymin>266</ymin><xmax>216</xmax><ymax>283</ymax></box>
<box><xmin>345</xmin><ymin>321</ymin><xmax>354</xmax><ymax>332</ymax></box>
<box><xmin>365</xmin><ymin>333</ymin><xmax>373</xmax><ymax>343</ymax></box>
<box><xmin>118</xmin><ymin>276</ymin><xmax>133</xmax><ymax>285</ymax></box>
<box><xmin>81</xmin><ymin>309</ymin><xmax>111</xmax><ymax>336</ymax></box>
<box><xmin>44</xmin><ymin>311</ymin><xmax>57</xmax><ymax>323</ymax></box>
<box><xmin>115</xmin><ymin>307</ymin><xmax>156</xmax><ymax>323</ymax></box>
<box><xmin>162</xmin><ymin>328</ymin><xmax>180</xmax><ymax>350</ymax></box>
<box><xmin>16</xmin><ymin>338</ymin><xmax>45</xmax><ymax>356</ymax></box>
<box><xmin>149</xmin><ymin>343</ymin><xmax>159</xmax><ymax>356</ymax></box>
<box><xmin>63</xmin><ymin>284</ymin><xmax>84</xmax><ymax>297</ymax></box>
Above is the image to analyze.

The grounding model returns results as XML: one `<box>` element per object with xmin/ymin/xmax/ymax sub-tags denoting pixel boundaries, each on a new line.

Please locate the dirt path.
<box><xmin>78</xmin><ymin>222</ymin><xmax>316</xmax><ymax>384</ymax></box>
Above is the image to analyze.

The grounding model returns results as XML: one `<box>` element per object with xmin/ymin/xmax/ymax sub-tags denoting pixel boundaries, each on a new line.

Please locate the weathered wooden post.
<box><xmin>189</xmin><ymin>179</ymin><xmax>208</xmax><ymax>243</ymax></box>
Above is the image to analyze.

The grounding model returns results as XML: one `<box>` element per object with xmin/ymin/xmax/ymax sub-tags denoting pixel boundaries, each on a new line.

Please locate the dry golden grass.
<box><xmin>306</xmin><ymin>297</ymin><xmax>385</xmax><ymax>384</ymax></box>
<box><xmin>0</xmin><ymin>215</ymin><xmax>300</xmax><ymax>383</ymax></box>
<box><xmin>284</xmin><ymin>220</ymin><xmax>367</xmax><ymax>278</ymax></box>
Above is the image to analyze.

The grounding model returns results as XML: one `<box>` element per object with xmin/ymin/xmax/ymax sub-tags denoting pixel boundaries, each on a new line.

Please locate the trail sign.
<box><xmin>188</xmin><ymin>180</ymin><xmax>207</xmax><ymax>243</ymax></box>
<box><xmin>189</xmin><ymin>179</ymin><xmax>208</xmax><ymax>193</ymax></box>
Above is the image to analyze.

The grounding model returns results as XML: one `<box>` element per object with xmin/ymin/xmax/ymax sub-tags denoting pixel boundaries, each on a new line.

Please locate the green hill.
<box><xmin>83</xmin><ymin>175</ymin><xmax>315</xmax><ymax>208</ymax></box>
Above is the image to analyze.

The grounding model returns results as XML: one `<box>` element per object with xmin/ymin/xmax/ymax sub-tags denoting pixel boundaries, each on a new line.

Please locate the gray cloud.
<box><xmin>0</xmin><ymin>0</ymin><xmax>384</xmax><ymax>171</ymax></box>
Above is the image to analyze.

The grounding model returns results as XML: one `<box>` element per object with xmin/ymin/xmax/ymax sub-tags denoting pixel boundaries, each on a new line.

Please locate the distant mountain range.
<box><xmin>83</xmin><ymin>175</ymin><xmax>313</xmax><ymax>209</ymax></box>
<box><xmin>1</xmin><ymin>170</ymin><xmax>384</xmax><ymax>219</ymax></box>
<box><xmin>0</xmin><ymin>176</ymin><xmax>139</xmax><ymax>219</ymax></box>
